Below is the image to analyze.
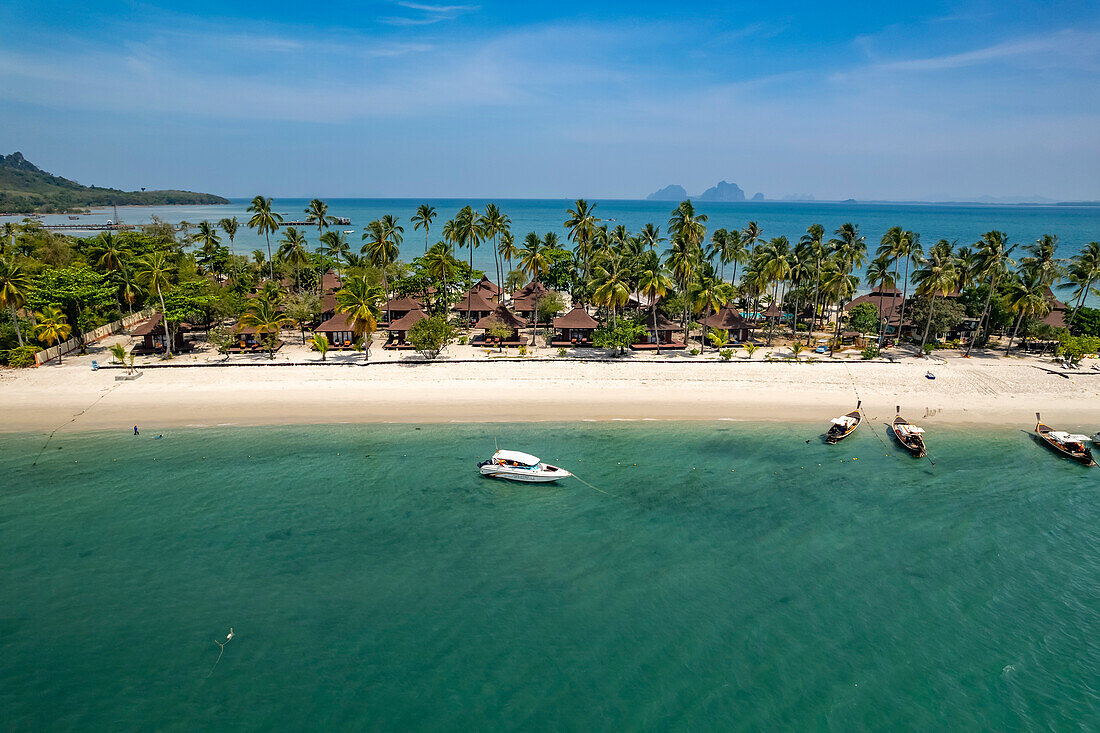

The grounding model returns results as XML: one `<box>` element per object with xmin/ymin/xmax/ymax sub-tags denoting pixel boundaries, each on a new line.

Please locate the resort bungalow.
<box><xmin>382</xmin><ymin>295</ymin><xmax>423</xmax><ymax>325</ymax></box>
<box><xmin>452</xmin><ymin>291</ymin><xmax>495</xmax><ymax>326</ymax></box>
<box><xmin>759</xmin><ymin>302</ymin><xmax>784</xmax><ymax>325</ymax></box>
<box><xmin>314</xmin><ymin>312</ymin><xmax>358</xmax><ymax>349</ymax></box>
<box><xmin>473</xmin><ymin>304</ymin><xmax>529</xmax><ymax>348</ymax></box>
<box><xmin>470</xmin><ymin>275</ymin><xmax>501</xmax><ymax>302</ymax></box>
<box><xmin>322</xmin><ymin>269</ymin><xmax>343</xmax><ymax>293</ymax></box>
<box><xmin>703</xmin><ymin>306</ymin><xmax>751</xmax><ymax>344</ymax></box>
<box><xmin>384</xmin><ymin>309</ymin><xmax>427</xmax><ymax>349</ymax></box>
<box><xmin>1042</xmin><ymin>287</ymin><xmax>1069</xmax><ymax>329</ymax></box>
<box><xmin>130</xmin><ymin>312</ymin><xmax>186</xmax><ymax>354</ymax></box>
<box><xmin>552</xmin><ymin>307</ymin><xmax>599</xmax><ymax>347</ymax></box>
<box><xmin>320</xmin><ymin>292</ymin><xmax>337</xmax><ymax>320</ymax></box>
<box><xmin>632</xmin><ymin>312</ymin><xmax>686</xmax><ymax>350</ymax></box>
<box><xmin>512</xmin><ymin>281</ymin><xmax>551</xmax><ymax>320</ymax></box>
<box><xmin>843</xmin><ymin>285</ymin><xmax>904</xmax><ymax>335</ymax></box>
<box><xmin>232</xmin><ymin>323</ymin><xmax>282</xmax><ymax>352</ymax></box>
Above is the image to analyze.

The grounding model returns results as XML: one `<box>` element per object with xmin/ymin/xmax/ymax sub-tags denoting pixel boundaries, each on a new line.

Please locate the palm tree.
<box><xmin>668</xmin><ymin>200</ymin><xmax>708</xmax><ymax>248</ymax></box>
<box><xmin>757</xmin><ymin>237</ymin><xmax>792</xmax><ymax>344</ymax></box>
<box><xmin>665</xmin><ymin>236</ymin><xmax>699</xmax><ymax>331</ymax></box>
<box><xmin>741</xmin><ymin>221</ymin><xmax>763</xmax><ymax>261</ymax></box>
<box><xmin>866</xmin><ymin>253</ymin><xmax>896</xmax><ymax>344</ymax></box>
<box><xmin>309</xmin><ymin>333</ymin><xmax>330</xmax><ymax>361</ymax></box>
<box><xmin>240</xmin><ymin>298</ymin><xmax>292</xmax><ymax>359</ymax></box>
<box><xmin>482</xmin><ymin>203</ymin><xmax>510</xmax><ymax>294</ymax></box>
<box><xmin>277</xmin><ymin>227</ymin><xmax>309</xmax><ymax>290</ymax></box>
<box><xmin>743</xmin><ymin>343</ymin><xmax>758</xmax><ymax>360</ymax></box>
<box><xmin>422</xmin><ymin>241</ymin><xmax>458</xmax><ymax>311</ymax></box>
<box><xmin>0</xmin><ymin>255</ymin><xmax>30</xmax><ymax>346</ymax></box>
<box><xmin>320</xmin><ymin>230</ymin><xmax>350</xmax><ymax>276</ymax></box>
<box><xmin>498</xmin><ymin>231</ymin><xmax>519</xmax><ymax>290</ymax></box>
<box><xmin>361</xmin><ymin>218</ymin><xmax>402</xmax><ymax>322</ymax></box>
<box><xmin>912</xmin><ymin>240</ymin><xmax>959</xmax><ymax>351</ymax></box>
<box><xmin>518</xmin><ymin>234</ymin><xmax>550</xmax><ymax>347</ymax></box>
<box><xmin>305</xmin><ymin>199</ymin><xmax>338</xmax><ymax>292</ymax></box>
<box><xmin>335</xmin><ymin>275</ymin><xmax>384</xmax><ymax>360</ymax></box>
<box><xmin>592</xmin><ymin>255</ymin><xmax>631</xmax><ymax>331</ymax></box>
<box><xmin>247</xmin><ymin>196</ymin><xmax>282</xmax><ymax>280</ymax></box>
<box><xmin>452</xmin><ymin>206</ymin><xmax>484</xmax><ymax>320</ymax></box>
<box><xmin>1021</xmin><ymin>234</ymin><xmax>1062</xmax><ymax>287</ymax></box>
<box><xmin>637</xmin><ymin>254</ymin><xmax>672</xmax><ymax>354</ymax></box>
<box><xmin>412</xmin><ymin>204</ymin><xmax>437</xmax><ymax>254</ymax></box>
<box><xmin>639</xmin><ymin>223</ymin><xmax>664</xmax><ymax>253</ymax></box>
<box><xmin>1064</xmin><ymin>242</ymin><xmax>1100</xmax><ymax>327</ymax></box>
<box><xmin>565</xmin><ymin>199</ymin><xmax>600</xmax><ymax>285</ymax></box>
<box><xmin>1004</xmin><ymin>269</ymin><xmax>1051</xmax><ymax>355</ymax></box>
<box><xmin>218</xmin><ymin>216</ymin><xmax>240</xmax><ymax>279</ymax></box>
<box><xmin>691</xmin><ymin>270</ymin><xmax>725</xmax><ymax>353</ymax></box>
<box><xmin>35</xmin><ymin>306</ymin><xmax>71</xmax><ymax>363</ymax></box>
<box><xmin>790</xmin><ymin>342</ymin><xmax>805</xmax><ymax>361</ymax></box>
<box><xmin>192</xmin><ymin>221</ymin><xmax>223</xmax><ymax>274</ymax></box>
<box><xmin>710</xmin><ymin>228</ymin><xmax>746</xmax><ymax>283</ymax></box>
<box><xmin>965</xmin><ymin>231</ymin><xmax>1016</xmax><ymax>355</ymax></box>
<box><xmin>800</xmin><ymin>223</ymin><xmax>825</xmax><ymax>342</ymax></box>
<box><xmin>135</xmin><ymin>252</ymin><xmax>175</xmax><ymax>356</ymax></box>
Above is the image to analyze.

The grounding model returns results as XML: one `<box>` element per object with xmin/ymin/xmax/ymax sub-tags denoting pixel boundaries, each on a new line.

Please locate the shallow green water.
<box><xmin>2</xmin><ymin>422</ymin><xmax>1098</xmax><ymax>729</ymax></box>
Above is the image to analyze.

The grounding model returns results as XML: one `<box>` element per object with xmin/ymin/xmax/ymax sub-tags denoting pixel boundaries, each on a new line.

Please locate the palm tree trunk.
<box><xmin>807</xmin><ymin>257</ymin><xmax>821</xmax><ymax>346</ymax></box>
<box><xmin>1005</xmin><ymin>310</ymin><xmax>1025</xmax><ymax>355</ymax></box>
<box><xmin>157</xmin><ymin>285</ymin><xmax>172</xmax><ymax>357</ymax></box>
<box><xmin>966</xmin><ymin>271</ymin><xmax>998</xmax><ymax>357</ymax></box>
<box><xmin>920</xmin><ymin>293</ymin><xmax>937</xmax><ymax>350</ymax></box>
<box><xmin>830</xmin><ymin>297</ymin><xmax>843</xmax><ymax>357</ymax></box>
<box><xmin>898</xmin><ymin>256</ymin><xmax>912</xmax><ymax>343</ymax></box>
<box><xmin>265</xmin><ymin>232</ymin><xmax>274</xmax><ymax>281</ymax></box>
<box><xmin>652</xmin><ymin>306</ymin><xmax>660</xmax><ymax>355</ymax></box>
<box><xmin>1067</xmin><ymin>277</ymin><xmax>1094</xmax><ymax>329</ymax></box>
<box><xmin>9</xmin><ymin>305</ymin><xmax>23</xmax><ymax>346</ymax></box>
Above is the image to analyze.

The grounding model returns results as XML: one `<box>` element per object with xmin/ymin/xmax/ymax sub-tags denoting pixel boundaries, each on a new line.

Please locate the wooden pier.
<box><xmin>38</xmin><ymin>223</ymin><xmax>137</xmax><ymax>231</ymax></box>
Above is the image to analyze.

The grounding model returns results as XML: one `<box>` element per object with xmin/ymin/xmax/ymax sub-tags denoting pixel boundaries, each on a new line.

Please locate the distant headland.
<box><xmin>0</xmin><ymin>152</ymin><xmax>229</xmax><ymax>214</ymax></box>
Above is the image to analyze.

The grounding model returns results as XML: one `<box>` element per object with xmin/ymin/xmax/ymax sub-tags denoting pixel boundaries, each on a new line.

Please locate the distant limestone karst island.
<box><xmin>0</xmin><ymin>152</ymin><xmax>229</xmax><ymax>214</ymax></box>
<box><xmin>646</xmin><ymin>180</ymin><xmax>768</xmax><ymax>202</ymax></box>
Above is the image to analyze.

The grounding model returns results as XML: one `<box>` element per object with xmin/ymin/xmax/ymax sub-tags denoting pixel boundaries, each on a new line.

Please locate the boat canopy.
<box><xmin>831</xmin><ymin>416</ymin><xmax>856</xmax><ymax>427</ymax></box>
<box><xmin>1050</xmin><ymin>431</ymin><xmax>1090</xmax><ymax>442</ymax></box>
<box><xmin>897</xmin><ymin>424</ymin><xmax>925</xmax><ymax>435</ymax></box>
<box><xmin>493</xmin><ymin>450</ymin><xmax>540</xmax><ymax>466</ymax></box>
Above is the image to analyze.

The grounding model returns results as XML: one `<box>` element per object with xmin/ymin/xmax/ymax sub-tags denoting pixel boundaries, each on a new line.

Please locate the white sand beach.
<box><xmin>2</xmin><ymin>334</ymin><xmax>1098</xmax><ymax>433</ymax></box>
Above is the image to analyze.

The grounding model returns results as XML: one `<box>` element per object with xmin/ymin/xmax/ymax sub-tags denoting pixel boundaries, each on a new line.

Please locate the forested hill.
<box><xmin>0</xmin><ymin>152</ymin><xmax>229</xmax><ymax>213</ymax></box>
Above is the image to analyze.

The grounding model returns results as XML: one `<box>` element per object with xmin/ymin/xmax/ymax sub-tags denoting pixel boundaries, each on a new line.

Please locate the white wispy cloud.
<box><xmin>382</xmin><ymin>0</ymin><xmax>479</xmax><ymax>26</ymax></box>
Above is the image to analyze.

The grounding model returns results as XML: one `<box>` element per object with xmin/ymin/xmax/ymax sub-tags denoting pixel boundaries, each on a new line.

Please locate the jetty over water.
<box><xmin>280</xmin><ymin>217</ymin><xmax>352</xmax><ymax>226</ymax></box>
<box><xmin>39</xmin><ymin>223</ymin><xmax>137</xmax><ymax>231</ymax></box>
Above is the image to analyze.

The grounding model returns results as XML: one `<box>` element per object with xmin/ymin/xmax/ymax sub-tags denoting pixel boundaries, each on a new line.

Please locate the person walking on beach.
<box><xmin>133</xmin><ymin>425</ymin><xmax>139</xmax><ymax>435</ymax></box>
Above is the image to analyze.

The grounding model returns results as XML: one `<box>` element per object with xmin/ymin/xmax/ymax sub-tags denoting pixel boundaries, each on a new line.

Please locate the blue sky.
<box><xmin>1</xmin><ymin>0</ymin><xmax>1098</xmax><ymax>200</ymax></box>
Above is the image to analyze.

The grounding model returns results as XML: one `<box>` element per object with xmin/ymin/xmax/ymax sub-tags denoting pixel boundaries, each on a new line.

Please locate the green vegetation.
<box><xmin>0</xmin><ymin>152</ymin><xmax>228</xmax><ymax>213</ymax></box>
<box><xmin>409</xmin><ymin>314</ymin><xmax>457</xmax><ymax>358</ymax></box>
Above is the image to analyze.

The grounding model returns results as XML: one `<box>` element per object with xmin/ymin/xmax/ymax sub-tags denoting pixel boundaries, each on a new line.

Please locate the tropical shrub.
<box><xmin>847</xmin><ymin>302</ymin><xmax>880</xmax><ymax>334</ymax></box>
<box><xmin>4</xmin><ymin>345</ymin><xmax>38</xmax><ymax>368</ymax></box>
<box><xmin>719</xmin><ymin>349</ymin><xmax>733</xmax><ymax>361</ymax></box>
<box><xmin>861</xmin><ymin>344</ymin><xmax>881</xmax><ymax>360</ymax></box>
<box><xmin>409</xmin><ymin>315</ymin><xmax>457</xmax><ymax>359</ymax></box>
<box><xmin>557</xmin><ymin>348</ymin><xmax>567</xmax><ymax>357</ymax></box>
<box><xmin>689</xmin><ymin>348</ymin><xmax>700</xmax><ymax>356</ymax></box>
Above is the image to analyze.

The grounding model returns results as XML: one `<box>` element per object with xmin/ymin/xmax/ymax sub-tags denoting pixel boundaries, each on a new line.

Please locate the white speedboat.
<box><xmin>477</xmin><ymin>450</ymin><xmax>572</xmax><ymax>483</ymax></box>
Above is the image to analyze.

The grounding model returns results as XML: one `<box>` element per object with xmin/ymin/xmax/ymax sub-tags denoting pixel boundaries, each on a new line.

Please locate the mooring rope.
<box><xmin>206</xmin><ymin>628</ymin><xmax>234</xmax><ymax>678</ymax></box>
<box><xmin>31</xmin><ymin>383</ymin><xmax>121</xmax><ymax>467</ymax></box>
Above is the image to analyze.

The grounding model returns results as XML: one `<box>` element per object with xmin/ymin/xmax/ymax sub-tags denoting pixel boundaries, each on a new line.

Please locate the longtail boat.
<box><xmin>826</xmin><ymin>401</ymin><xmax>862</xmax><ymax>444</ymax></box>
<box><xmin>890</xmin><ymin>406</ymin><xmax>927</xmax><ymax>458</ymax></box>
<box><xmin>1034</xmin><ymin>413</ymin><xmax>1095</xmax><ymax>466</ymax></box>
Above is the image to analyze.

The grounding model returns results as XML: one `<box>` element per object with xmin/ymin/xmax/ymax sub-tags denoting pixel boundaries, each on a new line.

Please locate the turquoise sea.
<box><xmin>2</xmin><ymin>422</ymin><xmax>1098</xmax><ymax>729</ymax></box>
<box><xmin>24</xmin><ymin>198</ymin><xmax>1100</xmax><ymax>289</ymax></box>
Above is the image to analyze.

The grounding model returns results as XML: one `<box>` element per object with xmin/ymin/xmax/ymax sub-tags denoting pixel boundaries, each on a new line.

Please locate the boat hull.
<box><xmin>826</xmin><ymin>410</ymin><xmax>861</xmax><ymax>444</ymax></box>
<box><xmin>478</xmin><ymin>463</ymin><xmax>572</xmax><ymax>483</ymax></box>
<box><xmin>1035</xmin><ymin>427</ymin><xmax>1096</xmax><ymax>466</ymax></box>
<box><xmin>890</xmin><ymin>418</ymin><xmax>926</xmax><ymax>458</ymax></box>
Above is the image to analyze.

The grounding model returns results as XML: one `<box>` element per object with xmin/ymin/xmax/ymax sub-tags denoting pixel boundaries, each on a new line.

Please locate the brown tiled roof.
<box><xmin>647</xmin><ymin>312</ymin><xmax>681</xmax><ymax>332</ymax></box>
<box><xmin>322</xmin><ymin>292</ymin><xmax>336</xmax><ymax>314</ymax></box>
<box><xmin>704</xmin><ymin>306</ymin><xmax>749</xmax><ymax>330</ymax></box>
<box><xmin>131</xmin><ymin>312</ymin><xmax>165</xmax><ymax>336</ymax></box>
<box><xmin>385</xmin><ymin>295</ymin><xmax>423</xmax><ymax>311</ymax></box>
<box><xmin>473</xmin><ymin>275</ymin><xmax>501</xmax><ymax>295</ymax></box>
<box><xmin>553</xmin><ymin>307</ymin><xmax>599</xmax><ymax>329</ymax></box>
<box><xmin>322</xmin><ymin>269</ymin><xmax>343</xmax><ymax>292</ymax></box>
<box><xmin>514</xmin><ymin>280</ymin><xmax>548</xmax><ymax>299</ymax></box>
<box><xmin>844</xmin><ymin>292</ymin><xmax>903</xmax><ymax>323</ymax></box>
<box><xmin>452</xmin><ymin>291</ymin><xmax>495</xmax><ymax>313</ymax></box>
<box><xmin>315</xmin><ymin>312</ymin><xmax>355</xmax><ymax>332</ymax></box>
<box><xmin>388</xmin><ymin>309</ymin><xmax>428</xmax><ymax>331</ymax></box>
<box><xmin>476</xmin><ymin>304</ymin><xmax>528</xmax><ymax>330</ymax></box>
<box><xmin>760</xmin><ymin>303</ymin><xmax>783</xmax><ymax>318</ymax></box>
